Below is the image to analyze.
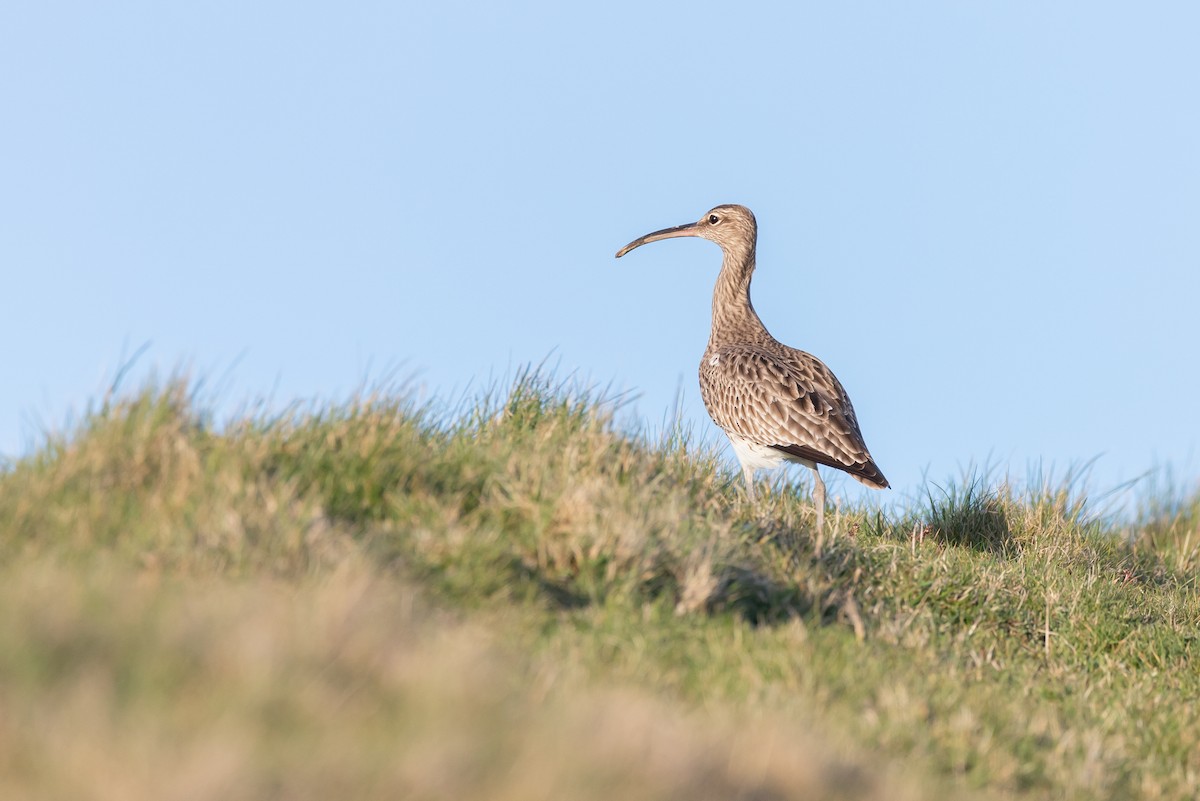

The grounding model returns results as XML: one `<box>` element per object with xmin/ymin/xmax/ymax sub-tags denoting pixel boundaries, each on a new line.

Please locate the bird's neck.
<box><xmin>708</xmin><ymin>248</ymin><xmax>771</xmax><ymax>347</ymax></box>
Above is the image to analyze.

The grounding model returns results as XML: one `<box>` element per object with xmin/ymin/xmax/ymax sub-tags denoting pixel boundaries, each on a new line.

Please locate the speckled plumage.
<box><xmin>616</xmin><ymin>204</ymin><xmax>887</xmax><ymax>533</ymax></box>
<box><xmin>698</xmin><ymin>344</ymin><xmax>887</xmax><ymax>488</ymax></box>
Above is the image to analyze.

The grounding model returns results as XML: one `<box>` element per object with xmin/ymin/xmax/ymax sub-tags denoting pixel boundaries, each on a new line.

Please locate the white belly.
<box><xmin>727</xmin><ymin>433</ymin><xmax>816</xmax><ymax>474</ymax></box>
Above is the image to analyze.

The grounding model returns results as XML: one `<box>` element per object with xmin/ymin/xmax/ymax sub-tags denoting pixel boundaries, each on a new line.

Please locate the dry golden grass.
<box><xmin>0</xmin><ymin>560</ymin><xmax>940</xmax><ymax>801</ymax></box>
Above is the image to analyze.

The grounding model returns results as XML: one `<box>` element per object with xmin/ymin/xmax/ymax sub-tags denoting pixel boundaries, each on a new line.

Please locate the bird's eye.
<box><xmin>708</xmin><ymin>214</ymin><xmax>720</xmax><ymax>225</ymax></box>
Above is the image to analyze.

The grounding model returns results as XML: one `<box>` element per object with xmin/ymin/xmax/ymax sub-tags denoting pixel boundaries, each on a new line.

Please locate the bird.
<box><xmin>615</xmin><ymin>204</ymin><xmax>888</xmax><ymax>536</ymax></box>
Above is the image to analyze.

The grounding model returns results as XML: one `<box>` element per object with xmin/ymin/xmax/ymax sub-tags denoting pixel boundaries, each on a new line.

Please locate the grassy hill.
<box><xmin>1</xmin><ymin>372</ymin><xmax>1197</xmax><ymax>800</ymax></box>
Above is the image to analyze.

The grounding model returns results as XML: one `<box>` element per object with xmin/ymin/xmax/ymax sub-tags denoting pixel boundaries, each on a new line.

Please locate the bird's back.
<box><xmin>699</xmin><ymin>338</ymin><xmax>889</xmax><ymax>488</ymax></box>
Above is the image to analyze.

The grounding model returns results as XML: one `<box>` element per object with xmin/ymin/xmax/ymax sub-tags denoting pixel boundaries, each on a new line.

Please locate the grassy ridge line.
<box><xmin>0</xmin><ymin>373</ymin><xmax>1198</xmax><ymax>799</ymax></box>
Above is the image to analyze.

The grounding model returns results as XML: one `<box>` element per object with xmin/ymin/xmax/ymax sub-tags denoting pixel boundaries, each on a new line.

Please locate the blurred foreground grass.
<box><xmin>0</xmin><ymin>373</ymin><xmax>1197</xmax><ymax>800</ymax></box>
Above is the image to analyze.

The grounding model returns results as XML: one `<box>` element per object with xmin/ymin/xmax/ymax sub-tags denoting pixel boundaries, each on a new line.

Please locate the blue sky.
<box><xmin>3</xmin><ymin>3</ymin><xmax>1198</xmax><ymax>509</ymax></box>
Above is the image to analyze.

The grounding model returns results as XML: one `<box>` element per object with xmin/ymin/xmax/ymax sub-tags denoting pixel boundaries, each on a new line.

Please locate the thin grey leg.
<box><xmin>742</xmin><ymin>464</ymin><xmax>757</xmax><ymax>503</ymax></box>
<box><xmin>811</xmin><ymin>466</ymin><xmax>826</xmax><ymax>539</ymax></box>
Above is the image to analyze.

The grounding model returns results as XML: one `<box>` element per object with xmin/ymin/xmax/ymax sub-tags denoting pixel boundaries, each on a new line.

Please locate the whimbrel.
<box><xmin>616</xmin><ymin>204</ymin><xmax>888</xmax><ymax>535</ymax></box>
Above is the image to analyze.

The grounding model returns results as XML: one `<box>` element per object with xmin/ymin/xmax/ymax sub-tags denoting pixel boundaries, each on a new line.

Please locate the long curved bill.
<box><xmin>615</xmin><ymin>221</ymin><xmax>701</xmax><ymax>258</ymax></box>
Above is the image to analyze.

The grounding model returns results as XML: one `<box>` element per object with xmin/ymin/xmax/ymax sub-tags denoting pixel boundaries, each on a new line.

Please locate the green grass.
<box><xmin>1</xmin><ymin>371</ymin><xmax>1197</xmax><ymax>799</ymax></box>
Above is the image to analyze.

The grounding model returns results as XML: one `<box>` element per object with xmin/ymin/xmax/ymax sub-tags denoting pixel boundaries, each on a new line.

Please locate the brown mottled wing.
<box><xmin>699</xmin><ymin>344</ymin><xmax>889</xmax><ymax>488</ymax></box>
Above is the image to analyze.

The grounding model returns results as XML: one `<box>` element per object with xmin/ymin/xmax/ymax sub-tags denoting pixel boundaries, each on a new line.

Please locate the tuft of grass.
<box><xmin>922</xmin><ymin>473</ymin><xmax>1013</xmax><ymax>552</ymax></box>
<box><xmin>1132</xmin><ymin>470</ymin><xmax>1200</xmax><ymax>579</ymax></box>
<box><xmin>0</xmin><ymin>371</ymin><xmax>1198</xmax><ymax>800</ymax></box>
<box><xmin>0</xmin><ymin>382</ymin><xmax>352</xmax><ymax>576</ymax></box>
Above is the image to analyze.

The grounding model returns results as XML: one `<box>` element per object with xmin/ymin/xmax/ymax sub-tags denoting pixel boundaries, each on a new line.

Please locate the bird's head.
<box><xmin>615</xmin><ymin>204</ymin><xmax>757</xmax><ymax>260</ymax></box>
